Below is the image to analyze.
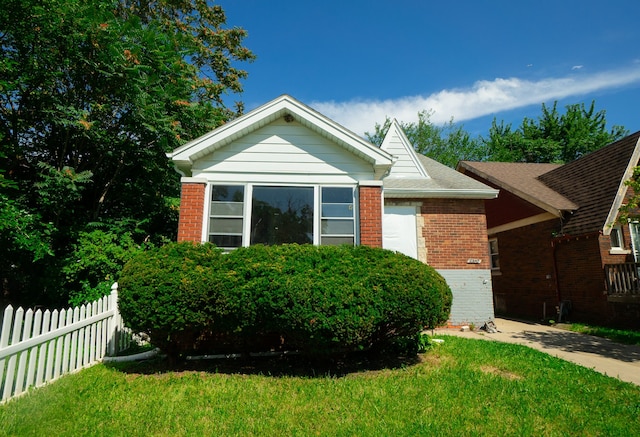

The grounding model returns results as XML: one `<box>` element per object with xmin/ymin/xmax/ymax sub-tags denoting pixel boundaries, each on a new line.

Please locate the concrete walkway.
<box><xmin>434</xmin><ymin>318</ymin><xmax>640</xmax><ymax>386</ymax></box>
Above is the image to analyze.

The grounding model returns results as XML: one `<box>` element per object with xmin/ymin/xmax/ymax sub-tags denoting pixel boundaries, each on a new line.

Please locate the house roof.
<box><xmin>384</xmin><ymin>155</ymin><xmax>499</xmax><ymax>199</ymax></box>
<box><xmin>539</xmin><ymin>131</ymin><xmax>640</xmax><ymax>235</ymax></box>
<box><xmin>378</xmin><ymin>120</ymin><xmax>498</xmax><ymax>199</ymax></box>
<box><xmin>459</xmin><ymin>131</ymin><xmax>640</xmax><ymax>236</ymax></box>
<box><xmin>167</xmin><ymin>94</ymin><xmax>394</xmax><ymax>178</ymax></box>
<box><xmin>168</xmin><ymin>94</ymin><xmax>497</xmax><ymax>199</ymax></box>
<box><xmin>457</xmin><ymin>161</ymin><xmax>577</xmax><ymax>215</ymax></box>
<box><xmin>380</xmin><ymin>119</ymin><xmax>429</xmax><ymax>178</ymax></box>
<box><xmin>381</xmin><ymin>120</ymin><xmax>498</xmax><ymax>199</ymax></box>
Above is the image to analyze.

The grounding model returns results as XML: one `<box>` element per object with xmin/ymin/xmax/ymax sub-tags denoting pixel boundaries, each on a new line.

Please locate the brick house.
<box><xmin>168</xmin><ymin>95</ymin><xmax>498</xmax><ymax>326</ymax></box>
<box><xmin>458</xmin><ymin>131</ymin><xmax>640</xmax><ymax>328</ymax></box>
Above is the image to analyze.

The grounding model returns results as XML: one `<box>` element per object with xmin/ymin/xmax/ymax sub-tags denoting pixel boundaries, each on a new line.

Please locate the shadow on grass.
<box><xmin>487</xmin><ymin>317</ymin><xmax>640</xmax><ymax>363</ymax></box>
<box><xmin>511</xmin><ymin>329</ymin><xmax>640</xmax><ymax>363</ymax></box>
<box><xmin>104</xmin><ymin>350</ymin><xmax>423</xmax><ymax>378</ymax></box>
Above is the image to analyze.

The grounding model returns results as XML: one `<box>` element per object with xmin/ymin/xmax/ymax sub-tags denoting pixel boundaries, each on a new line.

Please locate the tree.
<box><xmin>366</xmin><ymin>110</ymin><xmax>486</xmax><ymax>168</ymax></box>
<box><xmin>0</xmin><ymin>0</ymin><xmax>254</xmax><ymax>305</ymax></box>
<box><xmin>483</xmin><ymin>101</ymin><xmax>628</xmax><ymax>163</ymax></box>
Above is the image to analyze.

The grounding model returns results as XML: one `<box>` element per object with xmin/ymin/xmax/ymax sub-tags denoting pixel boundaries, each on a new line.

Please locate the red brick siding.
<box><xmin>359</xmin><ymin>186</ymin><xmax>383</xmax><ymax>247</ymax></box>
<box><xmin>493</xmin><ymin>218</ymin><xmax>637</xmax><ymax>326</ymax></box>
<box><xmin>553</xmin><ymin>235</ymin><xmax>612</xmax><ymax>323</ymax></box>
<box><xmin>491</xmin><ymin>220</ymin><xmax>559</xmax><ymax>319</ymax></box>
<box><xmin>177</xmin><ymin>182</ymin><xmax>206</xmax><ymax>242</ymax></box>
<box><xmin>599</xmin><ymin>231</ymin><xmax>634</xmax><ymax>265</ymax></box>
<box><xmin>420</xmin><ymin>199</ymin><xmax>490</xmax><ymax>270</ymax></box>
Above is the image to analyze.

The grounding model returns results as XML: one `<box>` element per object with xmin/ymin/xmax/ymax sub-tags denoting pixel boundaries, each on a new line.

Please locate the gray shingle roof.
<box><xmin>383</xmin><ymin>154</ymin><xmax>498</xmax><ymax>198</ymax></box>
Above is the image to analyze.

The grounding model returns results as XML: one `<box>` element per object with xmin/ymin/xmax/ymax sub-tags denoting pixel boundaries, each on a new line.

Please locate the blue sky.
<box><xmin>222</xmin><ymin>0</ymin><xmax>640</xmax><ymax>138</ymax></box>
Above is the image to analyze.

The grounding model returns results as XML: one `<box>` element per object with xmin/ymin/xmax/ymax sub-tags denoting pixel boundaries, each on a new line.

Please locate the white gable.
<box><xmin>190</xmin><ymin>118</ymin><xmax>376</xmax><ymax>184</ymax></box>
<box><xmin>380</xmin><ymin>120</ymin><xmax>428</xmax><ymax>179</ymax></box>
<box><xmin>168</xmin><ymin>95</ymin><xmax>394</xmax><ymax>180</ymax></box>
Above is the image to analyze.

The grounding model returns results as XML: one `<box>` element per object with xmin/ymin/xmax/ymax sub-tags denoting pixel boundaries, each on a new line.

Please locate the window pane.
<box><xmin>322</xmin><ymin>187</ymin><xmax>353</xmax><ymax>203</ymax></box>
<box><xmin>321</xmin><ymin>236</ymin><xmax>355</xmax><ymax>246</ymax></box>
<box><xmin>210</xmin><ymin>235</ymin><xmax>242</xmax><ymax>248</ymax></box>
<box><xmin>321</xmin><ymin>219</ymin><xmax>354</xmax><ymax>235</ymax></box>
<box><xmin>251</xmin><ymin>186</ymin><xmax>314</xmax><ymax>245</ymax></box>
<box><xmin>491</xmin><ymin>254</ymin><xmax>500</xmax><ymax>269</ymax></box>
<box><xmin>322</xmin><ymin>203</ymin><xmax>353</xmax><ymax>218</ymax></box>
<box><xmin>212</xmin><ymin>185</ymin><xmax>244</xmax><ymax>202</ymax></box>
<box><xmin>211</xmin><ymin>201</ymin><xmax>243</xmax><ymax>216</ymax></box>
<box><xmin>209</xmin><ymin>218</ymin><xmax>243</xmax><ymax>234</ymax></box>
<box><xmin>489</xmin><ymin>239</ymin><xmax>498</xmax><ymax>254</ymax></box>
<box><xmin>610</xmin><ymin>228</ymin><xmax>622</xmax><ymax>248</ymax></box>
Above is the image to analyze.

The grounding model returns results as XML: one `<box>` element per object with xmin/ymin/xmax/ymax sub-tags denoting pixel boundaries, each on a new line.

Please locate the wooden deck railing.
<box><xmin>604</xmin><ymin>263</ymin><xmax>640</xmax><ymax>295</ymax></box>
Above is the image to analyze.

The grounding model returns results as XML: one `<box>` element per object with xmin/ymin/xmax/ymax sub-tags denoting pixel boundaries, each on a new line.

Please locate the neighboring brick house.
<box><xmin>168</xmin><ymin>95</ymin><xmax>498</xmax><ymax>326</ymax></box>
<box><xmin>458</xmin><ymin>131</ymin><xmax>640</xmax><ymax>328</ymax></box>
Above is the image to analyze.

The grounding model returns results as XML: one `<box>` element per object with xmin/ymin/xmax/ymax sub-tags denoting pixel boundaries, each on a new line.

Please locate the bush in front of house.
<box><xmin>118</xmin><ymin>242</ymin><xmax>452</xmax><ymax>362</ymax></box>
<box><xmin>117</xmin><ymin>242</ymin><xmax>229</xmax><ymax>361</ymax></box>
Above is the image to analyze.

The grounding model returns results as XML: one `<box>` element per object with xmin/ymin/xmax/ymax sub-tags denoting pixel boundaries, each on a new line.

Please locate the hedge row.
<box><xmin>118</xmin><ymin>242</ymin><xmax>452</xmax><ymax>361</ymax></box>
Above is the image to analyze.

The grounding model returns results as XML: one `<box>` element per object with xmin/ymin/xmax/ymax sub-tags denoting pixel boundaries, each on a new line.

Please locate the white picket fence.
<box><xmin>0</xmin><ymin>283</ymin><xmax>130</xmax><ymax>403</ymax></box>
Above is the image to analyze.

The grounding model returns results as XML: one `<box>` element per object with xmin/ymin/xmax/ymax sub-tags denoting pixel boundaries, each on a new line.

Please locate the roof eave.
<box><xmin>169</xmin><ymin>95</ymin><xmax>394</xmax><ymax>170</ymax></box>
<box><xmin>458</xmin><ymin>162</ymin><xmax>577</xmax><ymax>215</ymax></box>
<box><xmin>384</xmin><ymin>188</ymin><xmax>499</xmax><ymax>199</ymax></box>
<box><xmin>602</xmin><ymin>135</ymin><xmax>640</xmax><ymax>234</ymax></box>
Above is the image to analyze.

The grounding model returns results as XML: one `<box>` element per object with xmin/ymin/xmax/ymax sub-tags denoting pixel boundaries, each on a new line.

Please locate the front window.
<box><xmin>251</xmin><ymin>186</ymin><xmax>314</xmax><ymax>245</ymax></box>
<box><xmin>209</xmin><ymin>184</ymin><xmax>356</xmax><ymax>248</ymax></box>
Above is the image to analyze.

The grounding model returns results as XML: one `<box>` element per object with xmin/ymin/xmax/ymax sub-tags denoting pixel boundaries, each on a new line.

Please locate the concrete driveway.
<box><xmin>434</xmin><ymin>318</ymin><xmax>640</xmax><ymax>386</ymax></box>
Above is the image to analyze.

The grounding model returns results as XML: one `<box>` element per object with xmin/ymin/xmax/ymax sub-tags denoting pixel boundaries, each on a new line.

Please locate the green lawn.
<box><xmin>1</xmin><ymin>336</ymin><xmax>639</xmax><ymax>436</ymax></box>
<box><xmin>558</xmin><ymin>323</ymin><xmax>640</xmax><ymax>345</ymax></box>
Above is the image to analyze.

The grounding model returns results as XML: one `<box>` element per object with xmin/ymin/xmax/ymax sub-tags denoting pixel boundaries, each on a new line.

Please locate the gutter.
<box><xmin>383</xmin><ymin>188</ymin><xmax>499</xmax><ymax>200</ymax></box>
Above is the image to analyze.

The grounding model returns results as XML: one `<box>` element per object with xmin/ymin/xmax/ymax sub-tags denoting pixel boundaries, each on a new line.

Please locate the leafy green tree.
<box><xmin>0</xmin><ymin>0</ymin><xmax>254</xmax><ymax>306</ymax></box>
<box><xmin>366</xmin><ymin>110</ymin><xmax>486</xmax><ymax>168</ymax></box>
<box><xmin>618</xmin><ymin>167</ymin><xmax>640</xmax><ymax>224</ymax></box>
<box><xmin>483</xmin><ymin>101</ymin><xmax>627</xmax><ymax>163</ymax></box>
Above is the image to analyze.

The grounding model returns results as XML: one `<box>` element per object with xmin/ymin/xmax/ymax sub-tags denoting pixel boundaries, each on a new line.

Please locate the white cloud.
<box><xmin>311</xmin><ymin>66</ymin><xmax>640</xmax><ymax>135</ymax></box>
<box><xmin>572</xmin><ymin>65</ymin><xmax>584</xmax><ymax>70</ymax></box>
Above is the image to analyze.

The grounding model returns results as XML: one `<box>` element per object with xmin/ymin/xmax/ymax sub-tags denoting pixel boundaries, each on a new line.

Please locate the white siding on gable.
<box><xmin>380</xmin><ymin>122</ymin><xmax>428</xmax><ymax>178</ymax></box>
<box><xmin>192</xmin><ymin>119</ymin><xmax>375</xmax><ymax>184</ymax></box>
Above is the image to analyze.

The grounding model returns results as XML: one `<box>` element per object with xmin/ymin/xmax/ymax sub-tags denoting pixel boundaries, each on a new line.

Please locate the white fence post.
<box><xmin>0</xmin><ymin>285</ymin><xmax>130</xmax><ymax>404</ymax></box>
<box><xmin>108</xmin><ymin>283</ymin><xmax>119</xmax><ymax>357</ymax></box>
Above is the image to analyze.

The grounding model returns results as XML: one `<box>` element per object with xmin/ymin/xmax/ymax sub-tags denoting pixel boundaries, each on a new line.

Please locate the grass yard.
<box><xmin>1</xmin><ymin>336</ymin><xmax>639</xmax><ymax>436</ymax></box>
<box><xmin>558</xmin><ymin>323</ymin><xmax>640</xmax><ymax>346</ymax></box>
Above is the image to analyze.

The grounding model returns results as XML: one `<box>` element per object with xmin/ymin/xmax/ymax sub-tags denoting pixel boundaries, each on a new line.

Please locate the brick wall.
<box><xmin>493</xmin><ymin>218</ymin><xmax>636</xmax><ymax>325</ymax></box>
<box><xmin>553</xmin><ymin>235</ymin><xmax>611</xmax><ymax>323</ymax></box>
<box><xmin>491</xmin><ymin>219</ymin><xmax>559</xmax><ymax>319</ymax></box>
<box><xmin>177</xmin><ymin>182</ymin><xmax>206</xmax><ymax>242</ymax></box>
<box><xmin>359</xmin><ymin>185</ymin><xmax>383</xmax><ymax>247</ymax></box>
<box><xmin>420</xmin><ymin>199</ymin><xmax>490</xmax><ymax>270</ymax></box>
<box><xmin>599</xmin><ymin>230</ymin><xmax>634</xmax><ymax>265</ymax></box>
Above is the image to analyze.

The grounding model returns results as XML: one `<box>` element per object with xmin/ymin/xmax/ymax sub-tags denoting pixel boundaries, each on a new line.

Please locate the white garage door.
<box><xmin>382</xmin><ymin>206</ymin><xmax>418</xmax><ymax>259</ymax></box>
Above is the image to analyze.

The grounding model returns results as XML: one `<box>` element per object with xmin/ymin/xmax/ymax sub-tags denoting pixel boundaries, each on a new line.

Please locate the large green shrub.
<box><xmin>118</xmin><ymin>242</ymin><xmax>452</xmax><ymax>362</ymax></box>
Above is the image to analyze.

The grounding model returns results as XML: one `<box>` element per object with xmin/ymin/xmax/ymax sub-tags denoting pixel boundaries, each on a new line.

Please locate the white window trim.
<box><xmin>609</xmin><ymin>224</ymin><xmax>631</xmax><ymax>255</ymax></box>
<box><xmin>206</xmin><ymin>182</ymin><xmax>357</xmax><ymax>247</ymax></box>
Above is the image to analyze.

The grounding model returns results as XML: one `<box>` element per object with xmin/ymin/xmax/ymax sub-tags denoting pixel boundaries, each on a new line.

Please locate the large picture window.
<box><xmin>208</xmin><ymin>184</ymin><xmax>356</xmax><ymax>248</ymax></box>
<box><xmin>251</xmin><ymin>186</ymin><xmax>314</xmax><ymax>245</ymax></box>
